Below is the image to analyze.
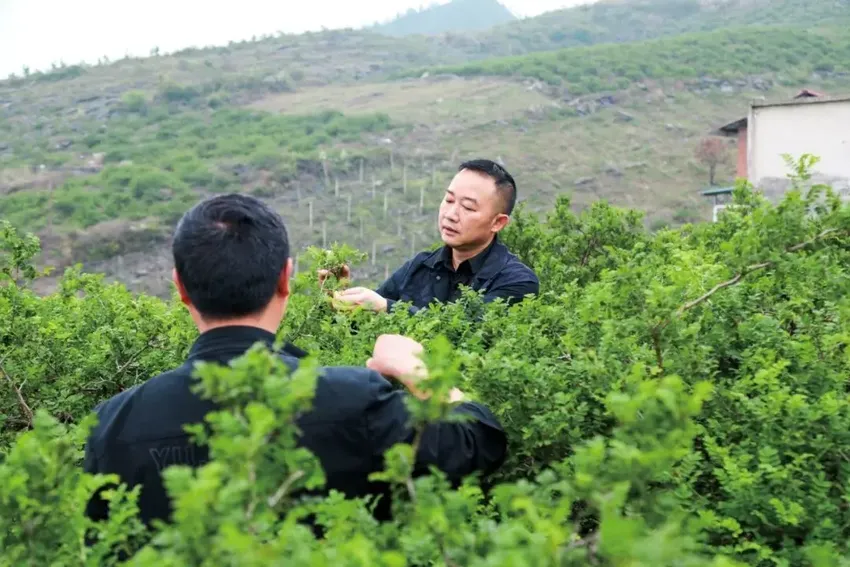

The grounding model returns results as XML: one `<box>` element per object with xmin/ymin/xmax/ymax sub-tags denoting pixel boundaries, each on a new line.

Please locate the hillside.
<box><xmin>405</xmin><ymin>26</ymin><xmax>850</xmax><ymax>91</ymax></box>
<box><xmin>469</xmin><ymin>0</ymin><xmax>850</xmax><ymax>56</ymax></box>
<box><xmin>4</xmin><ymin>0</ymin><xmax>847</xmax><ymax>104</ymax></box>
<box><xmin>3</xmin><ymin>4</ymin><xmax>850</xmax><ymax>298</ymax></box>
<box><xmin>371</xmin><ymin>0</ymin><xmax>516</xmax><ymax>36</ymax></box>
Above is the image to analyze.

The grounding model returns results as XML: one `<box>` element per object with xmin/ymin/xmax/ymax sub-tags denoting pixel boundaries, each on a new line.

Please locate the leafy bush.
<box><xmin>121</xmin><ymin>91</ymin><xmax>150</xmax><ymax>114</ymax></box>
<box><xmin>2</xmin><ymin>162</ymin><xmax>850</xmax><ymax>564</ymax></box>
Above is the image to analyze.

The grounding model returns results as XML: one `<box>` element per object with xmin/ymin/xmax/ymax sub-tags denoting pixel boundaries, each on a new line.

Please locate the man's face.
<box><xmin>438</xmin><ymin>169</ymin><xmax>507</xmax><ymax>249</ymax></box>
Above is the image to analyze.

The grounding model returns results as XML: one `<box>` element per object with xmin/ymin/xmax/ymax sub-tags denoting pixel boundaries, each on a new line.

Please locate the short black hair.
<box><xmin>458</xmin><ymin>159</ymin><xmax>517</xmax><ymax>215</ymax></box>
<box><xmin>172</xmin><ymin>193</ymin><xmax>290</xmax><ymax>319</ymax></box>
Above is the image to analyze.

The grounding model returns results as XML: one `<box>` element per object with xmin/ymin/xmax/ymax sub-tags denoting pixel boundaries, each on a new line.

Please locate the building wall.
<box><xmin>747</xmin><ymin>98</ymin><xmax>850</xmax><ymax>202</ymax></box>
<box><xmin>736</xmin><ymin>126</ymin><xmax>747</xmax><ymax>178</ymax></box>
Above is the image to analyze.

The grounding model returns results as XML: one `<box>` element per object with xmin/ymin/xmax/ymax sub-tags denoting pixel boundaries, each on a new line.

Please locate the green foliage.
<box><xmin>410</xmin><ymin>25</ymin><xmax>850</xmax><ymax>93</ymax></box>
<box><xmin>3</xmin><ymin>158</ymin><xmax>850</xmax><ymax>564</ymax></box>
<box><xmin>121</xmin><ymin>91</ymin><xmax>150</xmax><ymax>114</ymax></box>
<box><xmin>471</xmin><ymin>0</ymin><xmax>850</xmax><ymax>56</ymax></box>
<box><xmin>0</xmin><ymin>220</ymin><xmax>50</xmax><ymax>283</ymax></box>
<box><xmin>0</xmin><ymin>412</ymin><xmax>147</xmax><ymax>566</ymax></box>
<box><xmin>0</xmin><ymin>108</ymin><xmax>395</xmax><ymax>231</ymax></box>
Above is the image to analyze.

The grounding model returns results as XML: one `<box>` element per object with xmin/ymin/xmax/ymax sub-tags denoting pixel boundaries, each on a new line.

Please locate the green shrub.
<box><xmin>2</xmin><ymin>160</ymin><xmax>850</xmax><ymax>564</ymax></box>
<box><xmin>121</xmin><ymin>91</ymin><xmax>149</xmax><ymax>114</ymax></box>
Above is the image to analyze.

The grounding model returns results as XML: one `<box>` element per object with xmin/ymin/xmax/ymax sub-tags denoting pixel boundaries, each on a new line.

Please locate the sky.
<box><xmin>0</xmin><ymin>0</ymin><xmax>592</xmax><ymax>78</ymax></box>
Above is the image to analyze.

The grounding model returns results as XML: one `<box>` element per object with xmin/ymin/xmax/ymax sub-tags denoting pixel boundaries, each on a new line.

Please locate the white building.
<box><xmin>712</xmin><ymin>91</ymin><xmax>850</xmax><ymax>205</ymax></box>
<box><xmin>748</xmin><ymin>94</ymin><xmax>850</xmax><ymax>201</ymax></box>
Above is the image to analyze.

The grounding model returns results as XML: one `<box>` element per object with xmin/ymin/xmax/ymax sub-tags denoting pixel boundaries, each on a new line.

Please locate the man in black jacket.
<box><xmin>323</xmin><ymin>159</ymin><xmax>538</xmax><ymax>315</ymax></box>
<box><xmin>82</xmin><ymin>193</ymin><xmax>507</xmax><ymax>528</ymax></box>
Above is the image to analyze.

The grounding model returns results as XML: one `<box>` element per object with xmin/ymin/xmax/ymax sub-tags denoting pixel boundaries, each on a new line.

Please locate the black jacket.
<box><xmin>376</xmin><ymin>237</ymin><xmax>538</xmax><ymax>314</ymax></box>
<box><xmin>82</xmin><ymin>326</ymin><xmax>507</xmax><ymax>528</ymax></box>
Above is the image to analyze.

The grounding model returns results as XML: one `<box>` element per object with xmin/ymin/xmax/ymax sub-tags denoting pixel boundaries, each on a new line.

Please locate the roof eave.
<box><xmin>712</xmin><ymin>116</ymin><xmax>747</xmax><ymax>136</ymax></box>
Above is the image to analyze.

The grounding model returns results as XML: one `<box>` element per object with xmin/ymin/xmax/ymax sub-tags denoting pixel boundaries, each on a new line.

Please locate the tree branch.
<box><xmin>1</xmin><ymin>360</ymin><xmax>33</xmax><ymax>428</ymax></box>
<box><xmin>405</xmin><ymin>427</ymin><xmax>425</xmax><ymax>503</ymax></box>
<box><xmin>651</xmin><ymin>228</ymin><xmax>844</xmax><ymax>356</ymax></box>
<box><xmin>673</xmin><ymin>260</ymin><xmax>771</xmax><ymax>318</ymax></box>
<box><xmin>579</xmin><ymin>238</ymin><xmax>598</xmax><ymax>267</ymax></box>
<box><xmin>245</xmin><ymin>463</ymin><xmax>258</xmax><ymax>521</ymax></box>
<box><xmin>650</xmin><ymin>327</ymin><xmax>664</xmax><ymax>371</ymax></box>
<box><xmin>267</xmin><ymin>470</ymin><xmax>305</xmax><ymax>509</ymax></box>
<box><xmin>115</xmin><ymin>340</ymin><xmax>156</xmax><ymax>378</ymax></box>
<box><xmin>564</xmin><ymin>531</ymin><xmax>600</xmax><ymax>563</ymax></box>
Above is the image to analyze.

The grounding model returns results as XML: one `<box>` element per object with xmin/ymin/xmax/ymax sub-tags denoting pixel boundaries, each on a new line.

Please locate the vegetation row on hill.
<box><xmin>468</xmin><ymin>0</ymin><xmax>850</xmax><ymax>57</ymax></box>
<box><xmin>2</xmin><ymin>158</ymin><xmax>850</xmax><ymax>565</ymax></box>
<box><xmin>407</xmin><ymin>25</ymin><xmax>850</xmax><ymax>94</ymax></box>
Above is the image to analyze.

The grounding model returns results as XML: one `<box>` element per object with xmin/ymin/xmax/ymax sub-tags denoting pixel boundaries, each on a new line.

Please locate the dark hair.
<box><xmin>172</xmin><ymin>193</ymin><xmax>290</xmax><ymax>319</ymax></box>
<box><xmin>458</xmin><ymin>159</ymin><xmax>517</xmax><ymax>215</ymax></box>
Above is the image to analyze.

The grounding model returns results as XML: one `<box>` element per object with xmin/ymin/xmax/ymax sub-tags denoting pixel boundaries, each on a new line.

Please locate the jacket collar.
<box><xmin>187</xmin><ymin>325</ymin><xmax>307</xmax><ymax>362</ymax></box>
<box><xmin>423</xmin><ymin>236</ymin><xmax>509</xmax><ymax>283</ymax></box>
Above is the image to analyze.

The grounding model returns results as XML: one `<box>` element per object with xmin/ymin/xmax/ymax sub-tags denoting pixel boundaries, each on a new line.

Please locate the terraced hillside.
<box><xmin>3</xmin><ymin>0</ymin><xmax>850</xmax><ymax>299</ymax></box>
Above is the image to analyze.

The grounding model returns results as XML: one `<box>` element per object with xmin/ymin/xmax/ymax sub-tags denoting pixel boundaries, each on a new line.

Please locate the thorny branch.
<box><xmin>115</xmin><ymin>340</ymin><xmax>157</xmax><ymax>377</ymax></box>
<box><xmin>579</xmin><ymin>238</ymin><xmax>598</xmax><ymax>267</ymax></box>
<box><xmin>246</xmin><ymin>463</ymin><xmax>258</xmax><ymax>521</ymax></box>
<box><xmin>268</xmin><ymin>470</ymin><xmax>305</xmax><ymax>509</ymax></box>
<box><xmin>404</xmin><ymin>427</ymin><xmax>425</xmax><ymax>503</ymax></box>
<box><xmin>82</xmin><ymin>340</ymin><xmax>160</xmax><ymax>394</ymax></box>
<box><xmin>650</xmin><ymin>228</ymin><xmax>844</xmax><ymax>368</ymax></box>
<box><xmin>1</xmin><ymin>358</ymin><xmax>33</xmax><ymax>428</ymax></box>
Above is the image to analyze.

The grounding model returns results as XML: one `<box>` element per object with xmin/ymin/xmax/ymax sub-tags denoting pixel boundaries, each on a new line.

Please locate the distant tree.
<box><xmin>695</xmin><ymin>136</ymin><xmax>730</xmax><ymax>185</ymax></box>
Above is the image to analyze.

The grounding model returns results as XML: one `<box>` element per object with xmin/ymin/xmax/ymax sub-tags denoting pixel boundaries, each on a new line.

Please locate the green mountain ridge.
<box><xmin>6</xmin><ymin>0</ymin><xmax>848</xmax><ymax>90</ymax></box>
<box><xmin>469</xmin><ymin>0</ymin><xmax>850</xmax><ymax>56</ymax></box>
<box><xmin>371</xmin><ymin>0</ymin><xmax>517</xmax><ymax>36</ymax></box>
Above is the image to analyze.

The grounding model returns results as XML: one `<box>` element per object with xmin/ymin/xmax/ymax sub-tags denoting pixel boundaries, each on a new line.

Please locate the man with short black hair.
<box><xmin>83</xmin><ymin>193</ymin><xmax>507</xmax><ymax>528</ymax></box>
<box><xmin>325</xmin><ymin>159</ymin><xmax>538</xmax><ymax>314</ymax></box>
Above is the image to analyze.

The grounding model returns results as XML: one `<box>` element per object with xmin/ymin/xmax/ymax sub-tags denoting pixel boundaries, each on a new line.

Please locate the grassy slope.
<box><xmin>254</xmin><ymin>74</ymin><xmax>850</xmax><ymax>220</ymax></box>
<box><xmin>0</xmin><ymin>30</ymin><xmax>470</xmax><ymax>171</ymax></box>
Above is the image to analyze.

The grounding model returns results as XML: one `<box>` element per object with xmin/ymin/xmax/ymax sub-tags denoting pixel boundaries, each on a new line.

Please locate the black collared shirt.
<box><xmin>83</xmin><ymin>326</ymin><xmax>507</xmax><ymax>528</ymax></box>
<box><xmin>431</xmin><ymin>237</ymin><xmax>496</xmax><ymax>304</ymax></box>
<box><xmin>377</xmin><ymin>236</ymin><xmax>539</xmax><ymax>313</ymax></box>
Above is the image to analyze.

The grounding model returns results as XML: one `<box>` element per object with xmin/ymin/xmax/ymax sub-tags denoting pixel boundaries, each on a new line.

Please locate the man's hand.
<box><xmin>332</xmin><ymin>287</ymin><xmax>388</xmax><ymax>313</ymax></box>
<box><xmin>366</xmin><ymin>334</ymin><xmax>466</xmax><ymax>403</ymax></box>
<box><xmin>367</xmin><ymin>335</ymin><xmax>426</xmax><ymax>397</ymax></box>
<box><xmin>318</xmin><ymin>264</ymin><xmax>350</xmax><ymax>286</ymax></box>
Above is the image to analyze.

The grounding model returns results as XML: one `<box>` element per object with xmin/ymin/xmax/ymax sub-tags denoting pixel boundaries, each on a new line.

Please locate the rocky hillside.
<box><xmin>2</xmin><ymin>0</ymin><xmax>850</xmax><ymax>298</ymax></box>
